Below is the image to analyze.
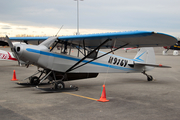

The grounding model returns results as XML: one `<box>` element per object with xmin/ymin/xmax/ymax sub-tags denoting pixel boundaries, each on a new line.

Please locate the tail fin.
<box><xmin>130</xmin><ymin>47</ymin><xmax>171</xmax><ymax>71</ymax></box>
<box><xmin>134</xmin><ymin>47</ymin><xmax>156</xmax><ymax>64</ymax></box>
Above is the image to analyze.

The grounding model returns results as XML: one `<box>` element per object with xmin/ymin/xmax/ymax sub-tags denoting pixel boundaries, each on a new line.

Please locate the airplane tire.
<box><xmin>30</xmin><ymin>76</ymin><xmax>40</xmax><ymax>85</ymax></box>
<box><xmin>54</xmin><ymin>81</ymin><xmax>65</xmax><ymax>90</ymax></box>
<box><xmin>147</xmin><ymin>75</ymin><xmax>153</xmax><ymax>81</ymax></box>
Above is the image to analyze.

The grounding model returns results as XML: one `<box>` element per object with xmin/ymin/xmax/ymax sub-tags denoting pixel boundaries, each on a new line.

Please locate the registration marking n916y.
<box><xmin>108</xmin><ymin>57</ymin><xmax>128</xmax><ymax>67</ymax></box>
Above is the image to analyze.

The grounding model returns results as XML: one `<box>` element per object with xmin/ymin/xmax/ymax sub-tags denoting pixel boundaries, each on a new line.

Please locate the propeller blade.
<box><xmin>6</xmin><ymin>35</ymin><xmax>22</xmax><ymax>66</ymax></box>
<box><xmin>6</xmin><ymin>35</ymin><xmax>14</xmax><ymax>52</ymax></box>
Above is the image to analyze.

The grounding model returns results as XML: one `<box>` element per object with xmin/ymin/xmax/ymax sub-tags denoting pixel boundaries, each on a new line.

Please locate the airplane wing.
<box><xmin>9</xmin><ymin>31</ymin><xmax>177</xmax><ymax>48</ymax></box>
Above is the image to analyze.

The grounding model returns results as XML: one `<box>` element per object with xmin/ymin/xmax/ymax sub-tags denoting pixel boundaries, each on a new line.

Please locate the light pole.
<box><xmin>74</xmin><ymin>0</ymin><xmax>83</xmax><ymax>35</ymax></box>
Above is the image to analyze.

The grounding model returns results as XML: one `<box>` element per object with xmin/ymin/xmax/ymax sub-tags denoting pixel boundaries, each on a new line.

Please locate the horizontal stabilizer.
<box><xmin>129</xmin><ymin>63</ymin><xmax>171</xmax><ymax>68</ymax></box>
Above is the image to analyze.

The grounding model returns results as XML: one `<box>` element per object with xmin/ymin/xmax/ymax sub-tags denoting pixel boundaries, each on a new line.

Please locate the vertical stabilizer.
<box><xmin>134</xmin><ymin>47</ymin><xmax>156</xmax><ymax>64</ymax></box>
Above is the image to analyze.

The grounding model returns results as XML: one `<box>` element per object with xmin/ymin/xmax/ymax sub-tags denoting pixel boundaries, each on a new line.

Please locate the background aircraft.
<box><xmin>0</xmin><ymin>42</ymin><xmax>26</xmax><ymax>63</ymax></box>
<box><xmin>7</xmin><ymin>31</ymin><xmax>177</xmax><ymax>90</ymax></box>
<box><xmin>163</xmin><ymin>41</ymin><xmax>180</xmax><ymax>55</ymax></box>
<box><xmin>0</xmin><ymin>50</ymin><xmax>17</xmax><ymax>61</ymax></box>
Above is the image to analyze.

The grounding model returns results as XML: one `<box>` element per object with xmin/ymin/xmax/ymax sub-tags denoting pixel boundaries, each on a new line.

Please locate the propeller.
<box><xmin>6</xmin><ymin>35</ymin><xmax>22</xmax><ymax>66</ymax></box>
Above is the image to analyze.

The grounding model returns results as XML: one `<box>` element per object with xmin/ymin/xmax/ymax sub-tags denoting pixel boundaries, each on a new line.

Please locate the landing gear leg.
<box><xmin>142</xmin><ymin>71</ymin><xmax>153</xmax><ymax>81</ymax></box>
<box><xmin>29</xmin><ymin>70</ymin><xmax>46</xmax><ymax>85</ymax></box>
<box><xmin>24</xmin><ymin>69</ymin><xmax>52</xmax><ymax>85</ymax></box>
<box><xmin>28</xmin><ymin>70</ymin><xmax>51</xmax><ymax>85</ymax></box>
<box><xmin>51</xmin><ymin>71</ymin><xmax>66</xmax><ymax>90</ymax></box>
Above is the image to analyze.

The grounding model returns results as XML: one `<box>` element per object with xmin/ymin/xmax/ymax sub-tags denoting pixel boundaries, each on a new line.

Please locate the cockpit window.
<box><xmin>17</xmin><ymin>47</ymin><xmax>20</xmax><ymax>52</ymax></box>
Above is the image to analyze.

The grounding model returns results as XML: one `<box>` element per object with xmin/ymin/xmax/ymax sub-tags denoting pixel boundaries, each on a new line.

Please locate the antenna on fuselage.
<box><xmin>55</xmin><ymin>25</ymin><xmax>64</xmax><ymax>37</ymax></box>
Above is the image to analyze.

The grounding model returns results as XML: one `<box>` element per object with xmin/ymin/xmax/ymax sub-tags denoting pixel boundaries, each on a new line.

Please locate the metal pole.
<box><xmin>77</xmin><ymin>0</ymin><xmax>79</xmax><ymax>35</ymax></box>
<box><xmin>75</xmin><ymin>0</ymin><xmax>83</xmax><ymax>35</ymax></box>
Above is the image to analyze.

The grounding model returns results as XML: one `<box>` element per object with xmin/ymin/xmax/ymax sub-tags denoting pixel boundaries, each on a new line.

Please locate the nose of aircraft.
<box><xmin>13</xmin><ymin>44</ymin><xmax>23</xmax><ymax>58</ymax></box>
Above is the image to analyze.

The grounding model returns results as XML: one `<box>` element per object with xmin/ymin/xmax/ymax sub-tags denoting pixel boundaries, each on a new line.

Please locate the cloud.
<box><xmin>1</xmin><ymin>25</ymin><xmax>12</xmax><ymax>29</ymax></box>
<box><xmin>16</xmin><ymin>27</ymin><xmax>28</xmax><ymax>30</ymax></box>
<box><xmin>0</xmin><ymin>0</ymin><xmax>179</xmax><ymax>37</ymax></box>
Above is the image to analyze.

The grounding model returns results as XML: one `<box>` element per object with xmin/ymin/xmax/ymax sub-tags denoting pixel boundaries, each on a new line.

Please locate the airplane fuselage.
<box><xmin>14</xmin><ymin>44</ymin><xmax>153</xmax><ymax>74</ymax></box>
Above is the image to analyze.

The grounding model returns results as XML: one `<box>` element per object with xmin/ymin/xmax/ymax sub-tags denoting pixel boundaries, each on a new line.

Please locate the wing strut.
<box><xmin>67</xmin><ymin>43</ymin><xmax>129</xmax><ymax>72</ymax></box>
<box><xmin>50</xmin><ymin>40</ymin><xmax>59</xmax><ymax>52</ymax></box>
<box><xmin>83</xmin><ymin>40</ymin><xmax>86</xmax><ymax>56</ymax></box>
<box><xmin>65</xmin><ymin>39</ymin><xmax>112</xmax><ymax>73</ymax></box>
<box><xmin>65</xmin><ymin>41</ymin><xmax>129</xmax><ymax>73</ymax></box>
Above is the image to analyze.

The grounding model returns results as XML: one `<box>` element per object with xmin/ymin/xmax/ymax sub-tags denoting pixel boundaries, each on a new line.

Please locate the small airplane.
<box><xmin>163</xmin><ymin>41</ymin><xmax>180</xmax><ymax>55</ymax></box>
<box><xmin>6</xmin><ymin>31</ymin><xmax>177</xmax><ymax>90</ymax></box>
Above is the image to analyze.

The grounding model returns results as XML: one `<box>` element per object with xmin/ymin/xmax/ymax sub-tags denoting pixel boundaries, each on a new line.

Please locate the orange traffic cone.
<box><xmin>97</xmin><ymin>84</ymin><xmax>109</xmax><ymax>102</ymax></box>
<box><xmin>11</xmin><ymin>70</ymin><xmax>18</xmax><ymax>81</ymax></box>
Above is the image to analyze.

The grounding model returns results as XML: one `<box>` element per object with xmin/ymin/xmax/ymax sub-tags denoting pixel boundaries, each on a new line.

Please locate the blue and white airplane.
<box><xmin>7</xmin><ymin>31</ymin><xmax>177</xmax><ymax>90</ymax></box>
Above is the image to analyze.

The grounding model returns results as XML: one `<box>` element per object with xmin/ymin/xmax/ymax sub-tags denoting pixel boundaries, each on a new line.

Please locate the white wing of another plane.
<box><xmin>0</xmin><ymin>50</ymin><xmax>17</xmax><ymax>61</ymax></box>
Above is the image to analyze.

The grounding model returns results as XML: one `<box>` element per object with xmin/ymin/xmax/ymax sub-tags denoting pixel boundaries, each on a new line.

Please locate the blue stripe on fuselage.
<box><xmin>26</xmin><ymin>48</ymin><xmax>134</xmax><ymax>71</ymax></box>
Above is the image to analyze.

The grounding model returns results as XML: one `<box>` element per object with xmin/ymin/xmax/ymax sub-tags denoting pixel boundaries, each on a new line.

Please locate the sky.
<box><xmin>0</xmin><ymin>0</ymin><xmax>180</xmax><ymax>37</ymax></box>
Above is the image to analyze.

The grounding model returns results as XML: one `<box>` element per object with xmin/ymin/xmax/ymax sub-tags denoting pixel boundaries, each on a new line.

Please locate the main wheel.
<box><xmin>30</xmin><ymin>76</ymin><xmax>40</xmax><ymax>85</ymax></box>
<box><xmin>147</xmin><ymin>75</ymin><xmax>153</xmax><ymax>81</ymax></box>
<box><xmin>53</xmin><ymin>81</ymin><xmax>65</xmax><ymax>90</ymax></box>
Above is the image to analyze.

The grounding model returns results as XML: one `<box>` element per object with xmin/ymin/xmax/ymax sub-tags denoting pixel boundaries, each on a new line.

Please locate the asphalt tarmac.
<box><xmin>0</xmin><ymin>47</ymin><xmax>180</xmax><ymax>120</ymax></box>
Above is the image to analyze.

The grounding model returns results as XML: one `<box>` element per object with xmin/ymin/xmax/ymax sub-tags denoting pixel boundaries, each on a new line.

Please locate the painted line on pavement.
<box><xmin>63</xmin><ymin>92</ymin><xmax>98</xmax><ymax>101</ymax></box>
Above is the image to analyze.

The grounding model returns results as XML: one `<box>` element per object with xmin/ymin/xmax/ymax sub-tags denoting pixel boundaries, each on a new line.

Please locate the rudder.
<box><xmin>134</xmin><ymin>47</ymin><xmax>156</xmax><ymax>64</ymax></box>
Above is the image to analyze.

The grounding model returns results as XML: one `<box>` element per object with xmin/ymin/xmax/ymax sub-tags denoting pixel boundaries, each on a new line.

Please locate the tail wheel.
<box><xmin>147</xmin><ymin>75</ymin><xmax>153</xmax><ymax>81</ymax></box>
<box><xmin>30</xmin><ymin>76</ymin><xmax>40</xmax><ymax>85</ymax></box>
